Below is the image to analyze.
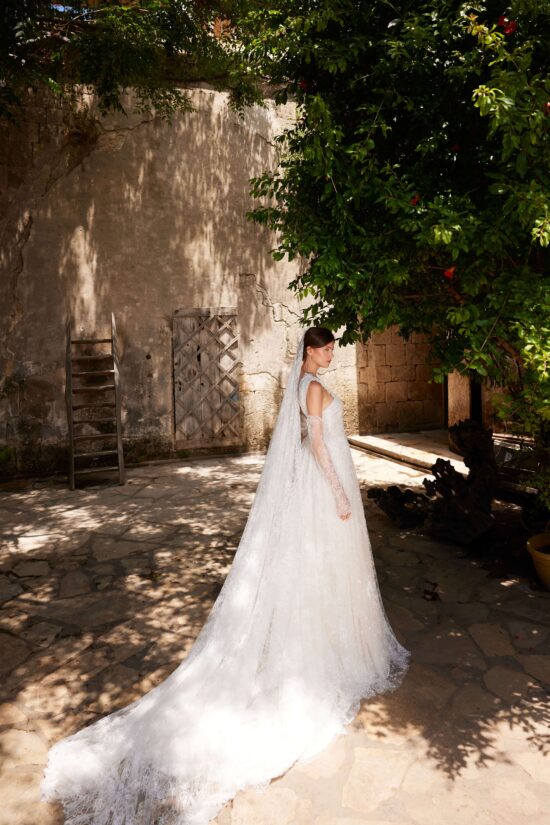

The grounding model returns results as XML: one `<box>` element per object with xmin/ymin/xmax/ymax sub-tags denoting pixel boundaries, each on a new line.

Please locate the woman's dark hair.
<box><xmin>302</xmin><ymin>327</ymin><xmax>335</xmax><ymax>359</ymax></box>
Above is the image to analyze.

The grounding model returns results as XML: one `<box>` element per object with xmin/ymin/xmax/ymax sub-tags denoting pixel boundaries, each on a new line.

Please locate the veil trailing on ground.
<box><xmin>41</xmin><ymin>332</ymin><xmax>313</xmax><ymax>825</ymax></box>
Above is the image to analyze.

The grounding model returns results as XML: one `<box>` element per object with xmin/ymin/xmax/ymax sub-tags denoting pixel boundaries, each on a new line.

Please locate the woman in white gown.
<box><xmin>42</xmin><ymin>326</ymin><xmax>410</xmax><ymax>825</ymax></box>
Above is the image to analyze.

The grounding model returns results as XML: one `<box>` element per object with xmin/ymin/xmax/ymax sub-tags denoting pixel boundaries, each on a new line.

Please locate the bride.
<box><xmin>42</xmin><ymin>326</ymin><xmax>410</xmax><ymax>825</ymax></box>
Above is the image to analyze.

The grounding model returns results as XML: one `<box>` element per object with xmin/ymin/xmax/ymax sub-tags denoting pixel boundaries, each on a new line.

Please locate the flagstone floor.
<box><xmin>0</xmin><ymin>449</ymin><xmax>549</xmax><ymax>825</ymax></box>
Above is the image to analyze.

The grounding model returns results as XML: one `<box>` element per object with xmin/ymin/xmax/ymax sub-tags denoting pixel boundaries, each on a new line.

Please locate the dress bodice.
<box><xmin>298</xmin><ymin>373</ymin><xmax>345</xmax><ymax>440</ymax></box>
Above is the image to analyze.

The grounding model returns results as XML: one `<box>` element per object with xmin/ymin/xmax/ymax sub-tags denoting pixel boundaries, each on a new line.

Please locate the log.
<box><xmin>368</xmin><ymin>486</ymin><xmax>430</xmax><ymax>529</ymax></box>
<box><xmin>370</xmin><ymin>420</ymin><xmax>499</xmax><ymax>545</ymax></box>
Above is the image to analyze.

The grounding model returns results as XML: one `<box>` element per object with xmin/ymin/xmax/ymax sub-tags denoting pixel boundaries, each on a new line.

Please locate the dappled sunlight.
<box><xmin>1</xmin><ymin>453</ymin><xmax>550</xmax><ymax>823</ymax></box>
<box><xmin>0</xmin><ymin>458</ymin><xmax>260</xmax><ymax>557</ymax></box>
<box><xmin>69</xmin><ymin>203</ymin><xmax>99</xmax><ymax>333</ymax></box>
<box><xmin>57</xmin><ymin>508</ymin><xmax>107</xmax><ymax>528</ymax></box>
<box><xmin>354</xmin><ymin>658</ymin><xmax>550</xmax><ymax>778</ymax></box>
<box><xmin>3</xmin><ymin>86</ymin><xmax>301</xmax><ymax>471</ymax></box>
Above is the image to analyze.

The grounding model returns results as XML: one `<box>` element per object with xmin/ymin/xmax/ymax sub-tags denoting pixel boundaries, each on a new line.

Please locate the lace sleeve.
<box><xmin>306</xmin><ymin>414</ymin><xmax>351</xmax><ymax>518</ymax></box>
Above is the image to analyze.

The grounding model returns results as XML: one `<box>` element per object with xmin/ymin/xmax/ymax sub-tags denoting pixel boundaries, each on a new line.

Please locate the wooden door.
<box><xmin>173</xmin><ymin>308</ymin><xmax>242</xmax><ymax>449</ymax></box>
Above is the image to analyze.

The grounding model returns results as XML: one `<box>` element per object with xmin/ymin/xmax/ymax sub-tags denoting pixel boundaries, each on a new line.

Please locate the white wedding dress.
<box><xmin>42</xmin><ymin>346</ymin><xmax>410</xmax><ymax>825</ymax></box>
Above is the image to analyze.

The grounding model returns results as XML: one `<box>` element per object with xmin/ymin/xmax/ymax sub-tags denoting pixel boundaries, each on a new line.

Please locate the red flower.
<box><xmin>451</xmin><ymin>143</ymin><xmax>461</xmax><ymax>152</ymax></box>
<box><xmin>443</xmin><ymin>266</ymin><xmax>456</xmax><ymax>280</ymax></box>
<box><xmin>498</xmin><ymin>15</ymin><xmax>517</xmax><ymax>34</ymax></box>
<box><xmin>410</xmin><ymin>194</ymin><xmax>420</xmax><ymax>206</ymax></box>
<box><xmin>298</xmin><ymin>79</ymin><xmax>309</xmax><ymax>91</ymax></box>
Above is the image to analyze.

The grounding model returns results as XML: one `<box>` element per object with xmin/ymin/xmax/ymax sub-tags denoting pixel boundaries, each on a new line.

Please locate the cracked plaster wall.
<box><xmin>0</xmin><ymin>86</ymin><xmax>360</xmax><ymax>476</ymax></box>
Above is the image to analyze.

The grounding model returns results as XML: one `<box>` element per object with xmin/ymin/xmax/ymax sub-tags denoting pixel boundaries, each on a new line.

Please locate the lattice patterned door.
<box><xmin>173</xmin><ymin>308</ymin><xmax>243</xmax><ymax>449</ymax></box>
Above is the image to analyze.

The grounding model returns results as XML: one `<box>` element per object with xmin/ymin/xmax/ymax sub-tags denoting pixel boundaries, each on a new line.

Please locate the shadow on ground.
<box><xmin>1</xmin><ymin>454</ymin><xmax>549</xmax><ymax>824</ymax></box>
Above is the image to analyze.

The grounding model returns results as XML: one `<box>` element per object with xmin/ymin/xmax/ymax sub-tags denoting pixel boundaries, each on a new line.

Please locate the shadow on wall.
<box><xmin>0</xmin><ymin>87</ymin><xmax>300</xmax><ymax>473</ymax></box>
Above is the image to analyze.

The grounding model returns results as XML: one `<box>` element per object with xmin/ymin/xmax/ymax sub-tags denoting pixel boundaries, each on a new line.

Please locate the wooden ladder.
<box><xmin>65</xmin><ymin>313</ymin><xmax>125</xmax><ymax>490</ymax></box>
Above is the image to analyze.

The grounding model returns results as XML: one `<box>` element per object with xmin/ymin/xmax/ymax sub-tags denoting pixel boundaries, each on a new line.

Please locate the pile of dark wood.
<box><xmin>368</xmin><ymin>420</ymin><xmax>499</xmax><ymax>545</ymax></box>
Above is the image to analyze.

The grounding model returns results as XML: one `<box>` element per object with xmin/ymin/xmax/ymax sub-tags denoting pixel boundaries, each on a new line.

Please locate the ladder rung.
<box><xmin>72</xmin><ymin>385</ymin><xmax>116</xmax><ymax>393</ymax></box>
<box><xmin>73</xmin><ymin>433</ymin><xmax>117</xmax><ymax>441</ymax></box>
<box><xmin>73</xmin><ymin>417</ymin><xmax>117</xmax><ymax>424</ymax></box>
<box><xmin>72</xmin><ymin>370</ymin><xmax>114</xmax><ymax>377</ymax></box>
<box><xmin>75</xmin><ymin>450</ymin><xmax>119</xmax><ymax>459</ymax></box>
<box><xmin>74</xmin><ymin>465</ymin><xmax>119</xmax><ymax>476</ymax></box>
<box><xmin>72</xmin><ymin>355</ymin><xmax>113</xmax><ymax>361</ymax></box>
<box><xmin>71</xmin><ymin>338</ymin><xmax>112</xmax><ymax>344</ymax></box>
<box><xmin>72</xmin><ymin>403</ymin><xmax>116</xmax><ymax>410</ymax></box>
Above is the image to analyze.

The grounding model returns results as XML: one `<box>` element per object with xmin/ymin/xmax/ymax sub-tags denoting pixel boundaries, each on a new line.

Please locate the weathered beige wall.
<box><xmin>357</xmin><ymin>326</ymin><xmax>445</xmax><ymax>433</ymax></box>
<box><xmin>0</xmin><ymin>86</ymin><xmax>453</xmax><ymax>479</ymax></box>
<box><xmin>0</xmin><ymin>86</ymin><xmax>359</xmax><ymax>476</ymax></box>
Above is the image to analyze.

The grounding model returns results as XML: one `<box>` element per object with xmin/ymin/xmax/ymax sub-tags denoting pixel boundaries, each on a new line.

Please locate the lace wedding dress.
<box><xmin>42</xmin><ymin>336</ymin><xmax>410</xmax><ymax>825</ymax></box>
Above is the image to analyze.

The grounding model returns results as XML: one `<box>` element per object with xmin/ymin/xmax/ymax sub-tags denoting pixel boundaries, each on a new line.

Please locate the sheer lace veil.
<box><xmin>41</xmin><ymin>333</ymin><xmax>309</xmax><ymax>821</ymax></box>
<box><xmin>170</xmin><ymin>329</ymin><xmax>307</xmax><ymax>661</ymax></box>
<box><xmin>234</xmin><ymin>331</ymin><xmax>306</xmax><ymax>550</ymax></box>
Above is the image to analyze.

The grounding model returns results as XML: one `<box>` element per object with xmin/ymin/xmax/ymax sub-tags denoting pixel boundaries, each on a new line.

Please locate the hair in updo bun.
<box><xmin>302</xmin><ymin>327</ymin><xmax>335</xmax><ymax>360</ymax></box>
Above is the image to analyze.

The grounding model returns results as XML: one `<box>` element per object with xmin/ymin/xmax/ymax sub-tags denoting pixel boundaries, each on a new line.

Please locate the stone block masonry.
<box><xmin>357</xmin><ymin>326</ymin><xmax>444</xmax><ymax>434</ymax></box>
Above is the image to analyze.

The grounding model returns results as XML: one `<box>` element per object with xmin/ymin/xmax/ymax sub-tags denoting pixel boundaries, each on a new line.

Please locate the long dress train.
<box><xmin>41</xmin><ymin>368</ymin><xmax>410</xmax><ymax>825</ymax></box>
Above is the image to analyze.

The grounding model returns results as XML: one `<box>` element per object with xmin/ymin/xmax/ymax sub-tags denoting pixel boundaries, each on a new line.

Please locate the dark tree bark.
<box><xmin>369</xmin><ymin>420</ymin><xmax>500</xmax><ymax>545</ymax></box>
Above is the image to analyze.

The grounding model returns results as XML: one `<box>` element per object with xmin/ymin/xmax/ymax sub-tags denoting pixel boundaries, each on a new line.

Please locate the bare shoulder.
<box><xmin>306</xmin><ymin>378</ymin><xmax>323</xmax><ymax>397</ymax></box>
<box><xmin>305</xmin><ymin>379</ymin><xmax>325</xmax><ymax>403</ymax></box>
<box><xmin>305</xmin><ymin>379</ymin><xmax>325</xmax><ymax>416</ymax></box>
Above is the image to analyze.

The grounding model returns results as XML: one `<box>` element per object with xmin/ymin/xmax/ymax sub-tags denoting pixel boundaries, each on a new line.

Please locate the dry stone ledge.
<box><xmin>92</xmin><ymin>536</ymin><xmax>158</xmax><ymax>561</ymax></box>
<box><xmin>515</xmin><ymin>654</ymin><xmax>550</xmax><ymax>686</ymax></box>
<box><xmin>4</xmin><ymin>633</ymin><xmax>95</xmax><ymax>694</ymax></box>
<box><xmin>28</xmin><ymin>590</ymin><xmax>145</xmax><ymax>628</ymax></box>
<box><xmin>507</xmin><ymin>620</ymin><xmax>549</xmax><ymax>650</ymax></box>
<box><xmin>483</xmin><ymin>665</ymin><xmax>540</xmax><ymax>703</ymax></box>
<box><xmin>228</xmin><ymin>786</ymin><xmax>314</xmax><ymax>825</ymax></box>
<box><xmin>413</xmin><ymin>621</ymin><xmax>487</xmax><ymax>670</ymax></box>
<box><xmin>19</xmin><ymin>621</ymin><xmax>61</xmax><ymax>648</ymax></box>
<box><xmin>58</xmin><ymin>570</ymin><xmax>92</xmax><ymax>599</ymax></box>
<box><xmin>0</xmin><ymin>575</ymin><xmax>23</xmax><ymax>602</ymax></box>
<box><xmin>448</xmin><ymin>684</ymin><xmax>501</xmax><ymax>718</ymax></box>
<box><xmin>1</xmin><ymin>727</ymin><xmax>48</xmax><ymax>770</ymax></box>
<box><xmin>342</xmin><ymin>747</ymin><xmax>414</xmax><ymax>814</ymax></box>
<box><xmin>468</xmin><ymin>622</ymin><xmax>515</xmax><ymax>657</ymax></box>
<box><xmin>0</xmin><ymin>701</ymin><xmax>28</xmax><ymax>727</ymax></box>
<box><xmin>0</xmin><ymin>632</ymin><xmax>31</xmax><ymax>675</ymax></box>
<box><xmin>13</xmin><ymin>560</ymin><xmax>51</xmax><ymax>577</ymax></box>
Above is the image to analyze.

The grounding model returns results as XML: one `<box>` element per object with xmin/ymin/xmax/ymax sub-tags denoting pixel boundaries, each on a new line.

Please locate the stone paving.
<box><xmin>349</xmin><ymin>429</ymin><xmax>467</xmax><ymax>474</ymax></box>
<box><xmin>0</xmin><ymin>449</ymin><xmax>549</xmax><ymax>825</ymax></box>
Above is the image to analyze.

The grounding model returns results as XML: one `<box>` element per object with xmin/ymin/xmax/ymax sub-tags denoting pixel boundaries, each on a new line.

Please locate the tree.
<box><xmin>244</xmin><ymin>1</ymin><xmax>549</xmax><ymax>434</ymax></box>
<box><xmin>0</xmin><ymin>1</ymin><xmax>258</xmax><ymax>118</ymax></box>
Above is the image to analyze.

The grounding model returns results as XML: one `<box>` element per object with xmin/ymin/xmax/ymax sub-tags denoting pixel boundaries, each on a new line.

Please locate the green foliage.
<box><xmin>244</xmin><ymin>0</ymin><xmax>549</xmax><ymax>435</ymax></box>
<box><xmin>0</xmin><ymin>1</ymin><xmax>260</xmax><ymax>118</ymax></box>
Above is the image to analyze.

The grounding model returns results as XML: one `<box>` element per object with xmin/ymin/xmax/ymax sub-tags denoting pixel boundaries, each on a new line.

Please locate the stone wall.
<box><xmin>0</xmin><ymin>87</ymin><xmax>361</xmax><ymax>477</ymax></box>
<box><xmin>357</xmin><ymin>326</ymin><xmax>445</xmax><ymax>433</ymax></box>
<box><xmin>0</xmin><ymin>86</ymin><xmax>449</xmax><ymax>479</ymax></box>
